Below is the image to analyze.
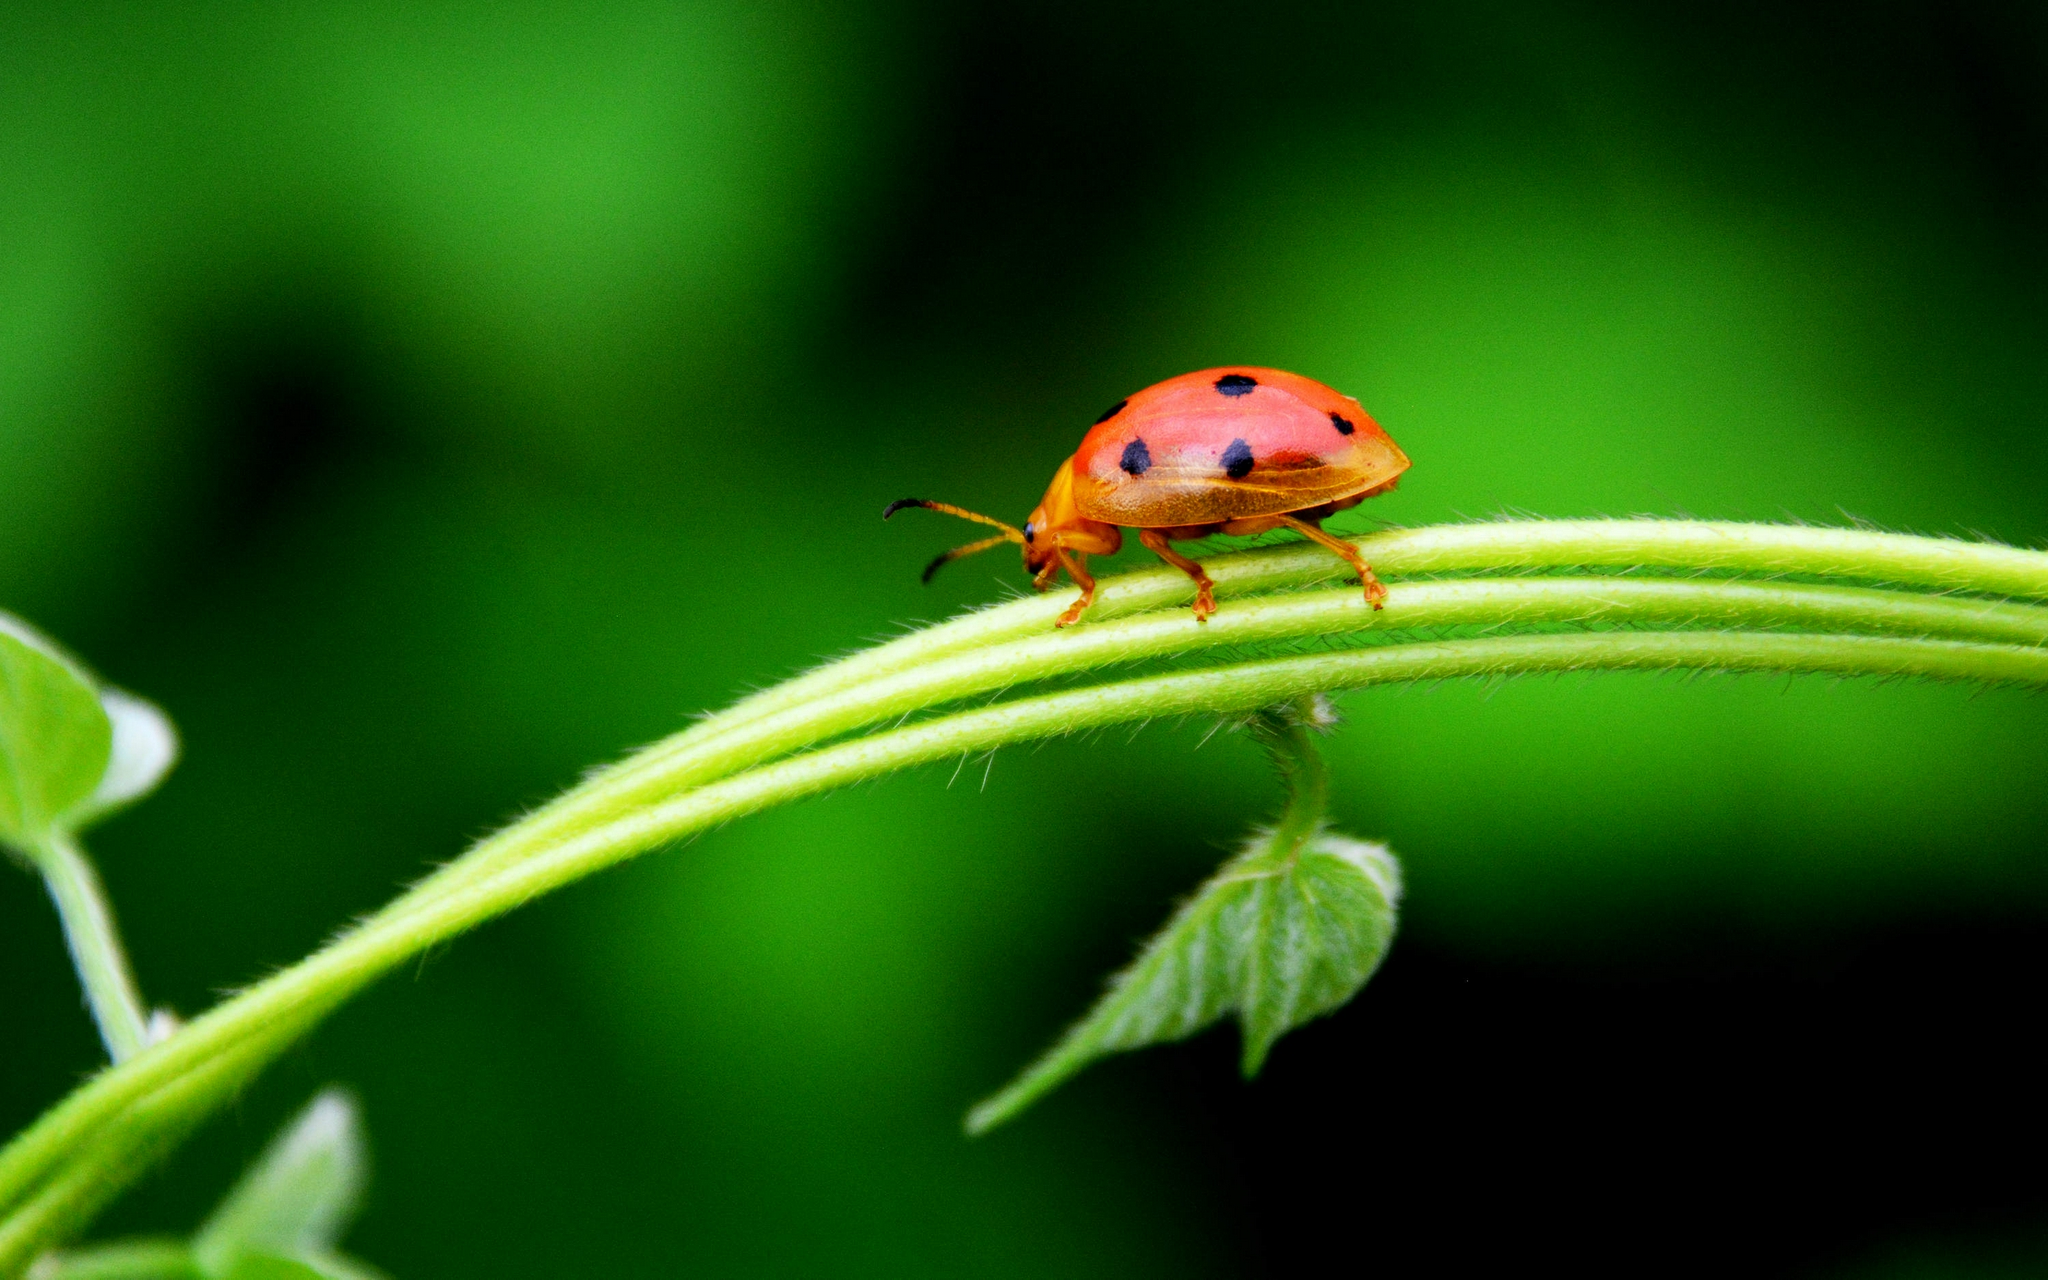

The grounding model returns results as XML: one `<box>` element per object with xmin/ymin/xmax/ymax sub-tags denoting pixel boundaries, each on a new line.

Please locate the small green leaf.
<box><xmin>216</xmin><ymin>1253</ymin><xmax>383</xmax><ymax>1280</ymax></box>
<box><xmin>73</xmin><ymin>689</ymin><xmax>179</xmax><ymax>830</ymax></box>
<box><xmin>0</xmin><ymin>613</ymin><xmax>113</xmax><ymax>858</ymax></box>
<box><xmin>968</xmin><ymin>830</ymin><xmax>1401</xmax><ymax>1134</ymax></box>
<box><xmin>27</xmin><ymin>1240</ymin><xmax>201</xmax><ymax>1279</ymax></box>
<box><xmin>193</xmin><ymin>1092</ymin><xmax>368</xmax><ymax>1277</ymax></box>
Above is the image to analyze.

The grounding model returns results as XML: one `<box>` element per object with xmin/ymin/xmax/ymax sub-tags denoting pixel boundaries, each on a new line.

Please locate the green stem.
<box><xmin>31</xmin><ymin>835</ymin><xmax>149</xmax><ymax>1064</ymax></box>
<box><xmin>1243</xmin><ymin>698</ymin><xmax>1333</xmax><ymax>861</ymax></box>
<box><xmin>458</xmin><ymin>520</ymin><xmax>2048</xmax><ymax>870</ymax></box>
<box><xmin>6</xmin><ymin>519</ymin><xmax>2048</xmax><ymax>1270</ymax></box>
<box><xmin>0</xmin><ymin>999</ymin><xmax>335</xmax><ymax>1273</ymax></box>
<box><xmin>398</xmin><ymin>574</ymin><xmax>2048</xmax><ymax>911</ymax></box>
<box><xmin>655</xmin><ymin>518</ymin><xmax>2048</xmax><ymax>747</ymax></box>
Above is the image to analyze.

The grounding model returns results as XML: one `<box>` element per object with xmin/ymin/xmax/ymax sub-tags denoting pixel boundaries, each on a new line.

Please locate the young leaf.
<box><xmin>27</xmin><ymin>1239</ymin><xmax>379</xmax><ymax>1280</ymax></box>
<box><xmin>968</xmin><ymin>829</ymin><xmax>1401</xmax><ymax>1134</ymax></box>
<box><xmin>0</xmin><ymin>613</ymin><xmax>113</xmax><ymax>857</ymax></box>
<box><xmin>29</xmin><ymin>1095</ymin><xmax>382</xmax><ymax>1280</ymax></box>
<box><xmin>216</xmin><ymin>1254</ymin><xmax>384</xmax><ymax>1280</ymax></box>
<box><xmin>27</xmin><ymin>1240</ymin><xmax>202</xmax><ymax>1279</ymax></box>
<box><xmin>192</xmin><ymin>1093</ymin><xmax>368</xmax><ymax>1276</ymax></box>
<box><xmin>73</xmin><ymin>690</ymin><xmax>180</xmax><ymax>830</ymax></box>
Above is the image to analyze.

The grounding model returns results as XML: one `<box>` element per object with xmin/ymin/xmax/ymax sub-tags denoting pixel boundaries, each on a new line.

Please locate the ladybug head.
<box><xmin>885</xmin><ymin>460</ymin><xmax>1116</xmax><ymax>585</ymax></box>
<box><xmin>1018</xmin><ymin>458</ymin><xmax>1095</xmax><ymax>574</ymax></box>
<box><xmin>1018</xmin><ymin>516</ymin><xmax>1058</xmax><ymax>577</ymax></box>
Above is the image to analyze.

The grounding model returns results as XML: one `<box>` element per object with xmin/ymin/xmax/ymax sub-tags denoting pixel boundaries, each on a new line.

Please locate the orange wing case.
<box><xmin>1067</xmin><ymin>367</ymin><xmax>1409</xmax><ymax>528</ymax></box>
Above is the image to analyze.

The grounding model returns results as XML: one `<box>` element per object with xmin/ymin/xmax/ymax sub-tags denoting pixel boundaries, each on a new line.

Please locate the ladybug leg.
<box><xmin>1053</xmin><ymin>549</ymin><xmax>1098</xmax><ymax>628</ymax></box>
<box><xmin>1138</xmin><ymin>529</ymin><xmax>1217</xmax><ymax>622</ymax></box>
<box><xmin>1275</xmin><ymin>515</ymin><xmax>1387</xmax><ymax>609</ymax></box>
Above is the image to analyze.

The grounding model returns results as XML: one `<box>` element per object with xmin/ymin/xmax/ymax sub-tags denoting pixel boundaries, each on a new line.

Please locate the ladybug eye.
<box><xmin>1023</xmin><ymin>522</ymin><xmax>1036</xmax><ymax>543</ymax></box>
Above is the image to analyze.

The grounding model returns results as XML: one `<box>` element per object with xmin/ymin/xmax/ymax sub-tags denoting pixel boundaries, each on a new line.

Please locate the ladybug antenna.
<box><xmin>884</xmin><ymin>498</ymin><xmax>1028</xmax><ymax>584</ymax></box>
<box><xmin>919</xmin><ymin>534</ymin><xmax>1014</xmax><ymax>584</ymax></box>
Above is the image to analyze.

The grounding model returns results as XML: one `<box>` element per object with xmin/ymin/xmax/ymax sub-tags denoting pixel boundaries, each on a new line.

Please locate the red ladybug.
<box><xmin>887</xmin><ymin>367</ymin><xmax>1410</xmax><ymax>627</ymax></box>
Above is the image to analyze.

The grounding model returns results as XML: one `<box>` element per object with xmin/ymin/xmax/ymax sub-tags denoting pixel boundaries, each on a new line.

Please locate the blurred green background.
<box><xmin>4</xmin><ymin>2</ymin><xmax>2047</xmax><ymax>1275</ymax></box>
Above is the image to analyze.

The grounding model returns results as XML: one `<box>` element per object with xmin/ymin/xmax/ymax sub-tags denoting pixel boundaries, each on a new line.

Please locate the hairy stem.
<box><xmin>5</xmin><ymin>520</ymin><xmax>2048</xmax><ymax>1271</ymax></box>
<box><xmin>1243</xmin><ymin>699</ymin><xmax>1333</xmax><ymax>860</ymax></box>
<box><xmin>658</xmin><ymin>519</ymin><xmax>2048</xmax><ymax>743</ymax></box>
<box><xmin>398</xmin><ymin>574</ymin><xmax>2048</xmax><ymax>911</ymax></box>
<box><xmin>31</xmin><ymin>836</ymin><xmax>149</xmax><ymax>1064</ymax></box>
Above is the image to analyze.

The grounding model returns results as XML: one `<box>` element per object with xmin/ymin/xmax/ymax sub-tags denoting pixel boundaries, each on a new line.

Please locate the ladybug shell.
<box><xmin>1068</xmin><ymin>367</ymin><xmax>1409</xmax><ymax>528</ymax></box>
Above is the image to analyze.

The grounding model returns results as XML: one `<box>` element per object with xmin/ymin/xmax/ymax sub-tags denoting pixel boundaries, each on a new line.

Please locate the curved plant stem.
<box><xmin>403</xmin><ymin>575</ymin><xmax>2048</xmax><ymax>910</ymax></box>
<box><xmin>662</xmin><ymin>518</ymin><xmax>2048</xmax><ymax>742</ymax></box>
<box><xmin>411</xmin><ymin>520</ymin><xmax>2048</xmax><ymax>906</ymax></box>
<box><xmin>5</xmin><ymin>520</ymin><xmax>2048</xmax><ymax>1272</ymax></box>
<box><xmin>31</xmin><ymin>835</ymin><xmax>149</xmax><ymax>1064</ymax></box>
<box><xmin>0</xmin><ymin>1008</ymin><xmax>302</xmax><ymax>1268</ymax></box>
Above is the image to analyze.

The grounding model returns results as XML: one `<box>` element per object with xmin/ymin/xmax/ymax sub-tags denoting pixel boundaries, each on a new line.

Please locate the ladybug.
<box><xmin>886</xmin><ymin>367</ymin><xmax>1410</xmax><ymax>627</ymax></box>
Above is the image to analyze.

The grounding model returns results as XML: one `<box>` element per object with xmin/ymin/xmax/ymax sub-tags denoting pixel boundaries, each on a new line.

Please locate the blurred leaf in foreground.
<box><xmin>28</xmin><ymin>1240</ymin><xmax>200</xmax><ymax>1279</ymax></box>
<box><xmin>970</xmin><ymin>699</ymin><xmax>1402</xmax><ymax>1134</ymax></box>
<box><xmin>0</xmin><ymin>614</ymin><xmax>114</xmax><ymax>856</ymax></box>
<box><xmin>72</xmin><ymin>690</ymin><xmax>178</xmax><ymax>832</ymax></box>
<box><xmin>37</xmin><ymin>1090</ymin><xmax>383</xmax><ymax>1280</ymax></box>
<box><xmin>216</xmin><ymin>1252</ymin><xmax>383</xmax><ymax>1280</ymax></box>
<box><xmin>193</xmin><ymin>1091</ymin><xmax>370</xmax><ymax>1277</ymax></box>
<box><xmin>1</xmin><ymin>608</ymin><xmax>178</xmax><ymax>1059</ymax></box>
<box><xmin>0</xmin><ymin>611</ymin><xmax>177</xmax><ymax>856</ymax></box>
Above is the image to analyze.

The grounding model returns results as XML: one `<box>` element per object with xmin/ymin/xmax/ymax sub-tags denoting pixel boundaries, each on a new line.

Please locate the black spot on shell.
<box><xmin>1094</xmin><ymin>398</ymin><xmax>1128</xmax><ymax>424</ymax></box>
<box><xmin>1221</xmin><ymin>438</ymin><xmax>1254</xmax><ymax>478</ymax></box>
<box><xmin>1214</xmin><ymin>373</ymin><xmax>1258</xmax><ymax>396</ymax></box>
<box><xmin>1329</xmin><ymin>411</ymin><xmax>1355</xmax><ymax>436</ymax></box>
<box><xmin>1120</xmin><ymin>438</ymin><xmax>1152</xmax><ymax>475</ymax></box>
